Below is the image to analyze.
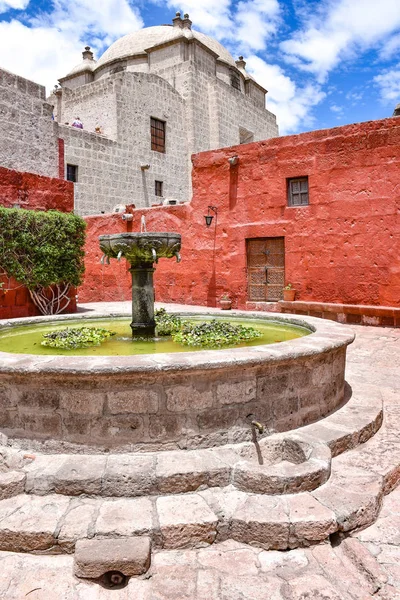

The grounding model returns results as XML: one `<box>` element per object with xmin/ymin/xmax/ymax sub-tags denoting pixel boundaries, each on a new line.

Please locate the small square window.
<box><xmin>287</xmin><ymin>177</ymin><xmax>309</xmax><ymax>206</ymax></box>
<box><xmin>151</xmin><ymin>118</ymin><xmax>166</xmax><ymax>153</ymax></box>
<box><xmin>155</xmin><ymin>180</ymin><xmax>163</xmax><ymax>197</ymax></box>
<box><xmin>66</xmin><ymin>164</ymin><xmax>78</xmax><ymax>182</ymax></box>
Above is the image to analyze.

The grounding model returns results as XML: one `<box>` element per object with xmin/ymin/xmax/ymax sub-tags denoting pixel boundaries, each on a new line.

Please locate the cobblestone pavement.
<box><xmin>0</xmin><ymin>305</ymin><xmax>399</xmax><ymax>599</ymax></box>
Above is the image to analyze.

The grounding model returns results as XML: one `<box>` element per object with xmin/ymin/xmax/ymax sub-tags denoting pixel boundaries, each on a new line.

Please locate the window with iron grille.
<box><xmin>230</xmin><ymin>72</ymin><xmax>241</xmax><ymax>90</ymax></box>
<box><xmin>151</xmin><ymin>118</ymin><xmax>166</xmax><ymax>153</ymax></box>
<box><xmin>66</xmin><ymin>164</ymin><xmax>78</xmax><ymax>183</ymax></box>
<box><xmin>155</xmin><ymin>180</ymin><xmax>163</xmax><ymax>197</ymax></box>
<box><xmin>287</xmin><ymin>177</ymin><xmax>309</xmax><ymax>206</ymax></box>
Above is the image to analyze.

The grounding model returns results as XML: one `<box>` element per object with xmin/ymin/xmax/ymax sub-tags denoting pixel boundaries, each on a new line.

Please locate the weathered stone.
<box><xmin>54</xmin><ymin>455</ymin><xmax>106</xmax><ymax>495</ymax></box>
<box><xmin>24</xmin><ymin>454</ymin><xmax>67</xmax><ymax>495</ymax></box>
<box><xmin>215</xmin><ymin>380</ymin><xmax>256</xmax><ymax>406</ymax></box>
<box><xmin>156</xmin><ymin>494</ymin><xmax>218</xmax><ymax>549</ymax></box>
<box><xmin>95</xmin><ymin>498</ymin><xmax>153</xmax><ymax>537</ymax></box>
<box><xmin>283</xmin><ymin>573</ymin><xmax>352</xmax><ymax>600</ymax></box>
<box><xmin>102</xmin><ymin>454</ymin><xmax>155</xmax><ymax>496</ymax></box>
<box><xmin>312</xmin><ymin>482</ymin><xmax>382</xmax><ymax>532</ymax></box>
<box><xmin>0</xmin><ymin>470</ymin><xmax>25</xmax><ymax>500</ymax></box>
<box><xmin>166</xmin><ymin>385</ymin><xmax>214</xmax><ymax>412</ymax></box>
<box><xmin>231</xmin><ymin>495</ymin><xmax>289</xmax><ymax>550</ymax></box>
<box><xmin>59</xmin><ymin>391</ymin><xmax>105</xmax><ymax>415</ymax></box>
<box><xmin>155</xmin><ymin>449</ymin><xmax>230</xmax><ymax>494</ymax></box>
<box><xmin>57</xmin><ymin>498</ymin><xmax>98</xmax><ymax>552</ymax></box>
<box><xmin>74</xmin><ymin>536</ymin><xmax>151</xmax><ymax>578</ymax></box>
<box><xmin>197</xmin><ymin>540</ymin><xmax>259</xmax><ymax>575</ymax></box>
<box><xmin>107</xmin><ymin>389</ymin><xmax>159</xmax><ymax>414</ymax></box>
<box><xmin>341</xmin><ymin>537</ymin><xmax>388</xmax><ymax>591</ymax></box>
<box><xmin>0</xmin><ymin>494</ymin><xmax>70</xmax><ymax>552</ymax></box>
<box><xmin>287</xmin><ymin>493</ymin><xmax>336</xmax><ymax>546</ymax></box>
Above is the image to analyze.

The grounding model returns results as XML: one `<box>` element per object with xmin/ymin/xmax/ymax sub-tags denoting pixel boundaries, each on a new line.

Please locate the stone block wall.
<box><xmin>61</xmin><ymin>79</ymin><xmax>118</xmax><ymax>140</ymax></box>
<box><xmin>0</xmin><ymin>68</ymin><xmax>59</xmax><ymax>178</ymax></box>
<box><xmin>58</xmin><ymin>72</ymin><xmax>190</xmax><ymax>215</ymax></box>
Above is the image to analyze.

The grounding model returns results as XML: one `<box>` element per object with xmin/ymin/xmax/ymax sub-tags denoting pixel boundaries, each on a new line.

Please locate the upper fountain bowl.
<box><xmin>99</xmin><ymin>232</ymin><xmax>181</xmax><ymax>264</ymax></box>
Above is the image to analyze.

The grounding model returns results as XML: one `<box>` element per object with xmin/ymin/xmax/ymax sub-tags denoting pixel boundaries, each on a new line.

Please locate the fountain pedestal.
<box><xmin>130</xmin><ymin>262</ymin><xmax>156</xmax><ymax>336</ymax></box>
<box><xmin>99</xmin><ymin>232</ymin><xmax>181</xmax><ymax>337</ymax></box>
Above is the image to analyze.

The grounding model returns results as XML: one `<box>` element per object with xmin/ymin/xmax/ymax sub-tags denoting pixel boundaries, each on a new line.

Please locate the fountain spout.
<box><xmin>246</xmin><ymin>413</ymin><xmax>265</xmax><ymax>434</ymax></box>
<box><xmin>140</xmin><ymin>215</ymin><xmax>147</xmax><ymax>233</ymax></box>
<box><xmin>175</xmin><ymin>251</ymin><xmax>181</xmax><ymax>263</ymax></box>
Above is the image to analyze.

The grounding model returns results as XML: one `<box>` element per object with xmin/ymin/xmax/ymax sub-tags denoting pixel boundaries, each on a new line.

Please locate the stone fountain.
<box><xmin>99</xmin><ymin>222</ymin><xmax>181</xmax><ymax>336</ymax></box>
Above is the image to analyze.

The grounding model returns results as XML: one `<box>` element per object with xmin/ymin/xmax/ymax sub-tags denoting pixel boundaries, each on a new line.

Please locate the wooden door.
<box><xmin>247</xmin><ymin>237</ymin><xmax>285</xmax><ymax>301</ymax></box>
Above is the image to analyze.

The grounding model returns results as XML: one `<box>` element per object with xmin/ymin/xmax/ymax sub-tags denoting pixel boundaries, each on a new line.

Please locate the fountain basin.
<box><xmin>232</xmin><ymin>435</ymin><xmax>331</xmax><ymax>494</ymax></box>
<box><xmin>99</xmin><ymin>232</ymin><xmax>181</xmax><ymax>264</ymax></box>
<box><xmin>0</xmin><ymin>311</ymin><xmax>354</xmax><ymax>452</ymax></box>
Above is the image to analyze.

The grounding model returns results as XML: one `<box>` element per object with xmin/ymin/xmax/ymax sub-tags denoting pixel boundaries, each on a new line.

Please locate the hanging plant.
<box><xmin>0</xmin><ymin>207</ymin><xmax>86</xmax><ymax>315</ymax></box>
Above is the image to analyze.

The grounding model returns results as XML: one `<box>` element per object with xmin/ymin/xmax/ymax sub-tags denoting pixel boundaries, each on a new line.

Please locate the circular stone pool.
<box><xmin>0</xmin><ymin>316</ymin><xmax>309</xmax><ymax>356</ymax></box>
<box><xmin>0</xmin><ymin>310</ymin><xmax>354</xmax><ymax>452</ymax></box>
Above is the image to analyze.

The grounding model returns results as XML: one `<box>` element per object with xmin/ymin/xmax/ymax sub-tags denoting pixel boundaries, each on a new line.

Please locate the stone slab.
<box><xmin>101</xmin><ymin>454</ymin><xmax>156</xmax><ymax>496</ymax></box>
<box><xmin>54</xmin><ymin>455</ymin><xmax>106</xmax><ymax>495</ymax></box>
<box><xmin>0</xmin><ymin>494</ymin><xmax>70</xmax><ymax>552</ymax></box>
<box><xmin>156</xmin><ymin>494</ymin><xmax>218</xmax><ymax>549</ymax></box>
<box><xmin>95</xmin><ymin>497</ymin><xmax>153</xmax><ymax>537</ymax></box>
<box><xmin>0</xmin><ymin>470</ymin><xmax>25</xmax><ymax>500</ymax></box>
<box><xmin>74</xmin><ymin>536</ymin><xmax>151</xmax><ymax>578</ymax></box>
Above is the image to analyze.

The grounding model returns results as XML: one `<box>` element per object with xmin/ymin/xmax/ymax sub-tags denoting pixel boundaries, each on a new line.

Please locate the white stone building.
<box><xmin>0</xmin><ymin>13</ymin><xmax>278</xmax><ymax>214</ymax></box>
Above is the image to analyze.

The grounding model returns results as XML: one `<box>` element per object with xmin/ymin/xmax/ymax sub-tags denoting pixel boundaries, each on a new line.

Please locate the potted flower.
<box><xmin>283</xmin><ymin>283</ymin><xmax>296</xmax><ymax>301</ymax></box>
<box><xmin>219</xmin><ymin>293</ymin><xmax>232</xmax><ymax>310</ymax></box>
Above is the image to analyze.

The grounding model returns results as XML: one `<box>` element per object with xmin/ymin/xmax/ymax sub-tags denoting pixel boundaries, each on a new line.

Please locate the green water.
<box><xmin>0</xmin><ymin>316</ymin><xmax>310</xmax><ymax>356</ymax></box>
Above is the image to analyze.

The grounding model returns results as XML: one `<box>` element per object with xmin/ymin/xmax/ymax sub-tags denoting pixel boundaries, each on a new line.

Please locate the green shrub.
<box><xmin>0</xmin><ymin>207</ymin><xmax>86</xmax><ymax>314</ymax></box>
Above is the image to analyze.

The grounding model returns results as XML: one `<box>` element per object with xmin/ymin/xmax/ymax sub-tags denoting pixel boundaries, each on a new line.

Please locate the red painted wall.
<box><xmin>0</xmin><ymin>165</ymin><xmax>73</xmax><ymax>212</ymax></box>
<box><xmin>0</xmin><ymin>166</ymin><xmax>75</xmax><ymax>318</ymax></box>
<box><xmin>80</xmin><ymin>117</ymin><xmax>400</xmax><ymax>308</ymax></box>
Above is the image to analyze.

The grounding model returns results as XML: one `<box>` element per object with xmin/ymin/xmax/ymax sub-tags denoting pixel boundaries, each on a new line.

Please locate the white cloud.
<box><xmin>330</xmin><ymin>104</ymin><xmax>343</xmax><ymax>113</ymax></box>
<box><xmin>245</xmin><ymin>55</ymin><xmax>326</xmax><ymax>134</ymax></box>
<box><xmin>374</xmin><ymin>65</ymin><xmax>400</xmax><ymax>102</ymax></box>
<box><xmin>379</xmin><ymin>33</ymin><xmax>400</xmax><ymax>61</ymax></box>
<box><xmin>281</xmin><ymin>0</ymin><xmax>400</xmax><ymax>81</ymax></box>
<box><xmin>165</xmin><ymin>0</ymin><xmax>233</xmax><ymax>39</ymax></box>
<box><xmin>0</xmin><ymin>0</ymin><xmax>28</xmax><ymax>13</ymax></box>
<box><xmin>167</xmin><ymin>0</ymin><xmax>280</xmax><ymax>52</ymax></box>
<box><xmin>234</xmin><ymin>0</ymin><xmax>281</xmax><ymax>52</ymax></box>
<box><xmin>0</xmin><ymin>0</ymin><xmax>143</xmax><ymax>94</ymax></box>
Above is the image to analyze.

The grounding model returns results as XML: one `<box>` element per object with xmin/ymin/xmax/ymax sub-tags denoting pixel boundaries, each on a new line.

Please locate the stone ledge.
<box><xmin>74</xmin><ymin>536</ymin><xmax>151</xmax><ymax>578</ymax></box>
<box><xmin>279</xmin><ymin>301</ymin><xmax>400</xmax><ymax>327</ymax></box>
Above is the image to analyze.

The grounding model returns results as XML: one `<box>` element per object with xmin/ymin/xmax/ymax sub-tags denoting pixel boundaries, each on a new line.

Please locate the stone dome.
<box><xmin>65</xmin><ymin>47</ymin><xmax>96</xmax><ymax>78</ymax></box>
<box><xmin>95</xmin><ymin>24</ymin><xmax>237</xmax><ymax>70</ymax></box>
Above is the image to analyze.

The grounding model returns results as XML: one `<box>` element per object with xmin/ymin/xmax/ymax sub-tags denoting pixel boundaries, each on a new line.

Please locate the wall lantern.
<box><xmin>204</xmin><ymin>205</ymin><xmax>218</xmax><ymax>227</ymax></box>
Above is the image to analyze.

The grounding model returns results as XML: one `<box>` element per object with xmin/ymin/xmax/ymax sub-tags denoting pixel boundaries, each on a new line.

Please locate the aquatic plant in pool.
<box><xmin>171</xmin><ymin>318</ymin><xmax>262</xmax><ymax>348</ymax></box>
<box><xmin>41</xmin><ymin>327</ymin><xmax>116</xmax><ymax>349</ymax></box>
<box><xmin>0</xmin><ymin>315</ymin><xmax>309</xmax><ymax>356</ymax></box>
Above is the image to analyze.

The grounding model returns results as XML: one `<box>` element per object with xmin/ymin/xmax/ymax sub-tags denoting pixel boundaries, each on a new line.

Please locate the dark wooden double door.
<box><xmin>247</xmin><ymin>237</ymin><xmax>285</xmax><ymax>302</ymax></box>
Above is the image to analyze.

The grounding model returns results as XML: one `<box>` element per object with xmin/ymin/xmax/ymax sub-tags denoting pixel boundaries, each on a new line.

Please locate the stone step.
<box><xmin>0</xmin><ymin>392</ymin><xmax>381</xmax><ymax>501</ymax></box>
<box><xmin>0</xmin><ymin>424</ymin><xmax>399</xmax><ymax>557</ymax></box>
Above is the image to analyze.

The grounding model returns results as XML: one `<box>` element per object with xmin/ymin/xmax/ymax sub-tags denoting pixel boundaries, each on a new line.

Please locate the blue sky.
<box><xmin>0</xmin><ymin>0</ymin><xmax>399</xmax><ymax>134</ymax></box>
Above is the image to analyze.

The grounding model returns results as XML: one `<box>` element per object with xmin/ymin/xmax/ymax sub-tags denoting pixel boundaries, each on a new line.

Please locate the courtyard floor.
<box><xmin>0</xmin><ymin>303</ymin><xmax>399</xmax><ymax>599</ymax></box>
